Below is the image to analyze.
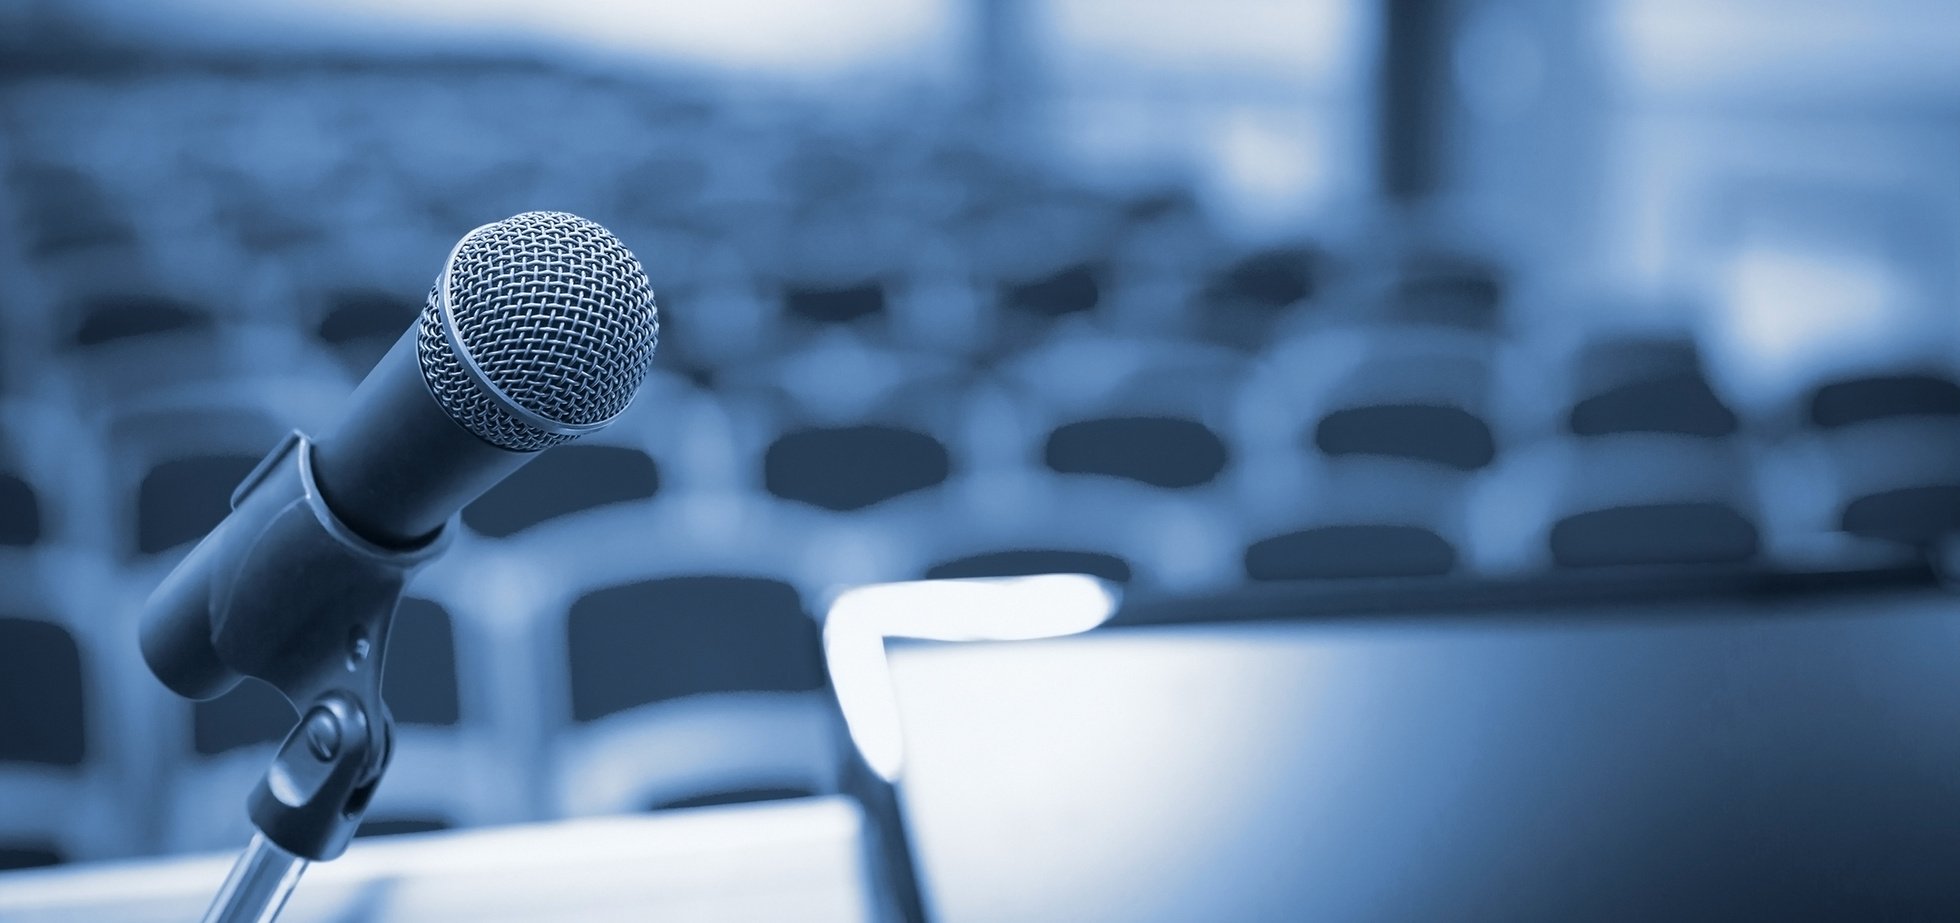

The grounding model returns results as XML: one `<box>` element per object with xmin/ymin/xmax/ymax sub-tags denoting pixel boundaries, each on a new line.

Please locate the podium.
<box><xmin>0</xmin><ymin>797</ymin><xmax>874</xmax><ymax>923</ymax></box>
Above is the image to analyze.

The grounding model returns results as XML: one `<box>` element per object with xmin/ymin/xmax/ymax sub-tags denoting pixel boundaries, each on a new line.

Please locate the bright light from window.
<box><xmin>118</xmin><ymin>0</ymin><xmax>957</xmax><ymax>76</ymax></box>
<box><xmin>1046</xmin><ymin>0</ymin><xmax>1357</xmax><ymax>86</ymax></box>
<box><xmin>1711</xmin><ymin>242</ymin><xmax>1923</xmax><ymax>408</ymax></box>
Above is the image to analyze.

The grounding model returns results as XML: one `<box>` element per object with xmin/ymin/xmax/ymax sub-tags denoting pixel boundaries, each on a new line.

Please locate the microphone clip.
<box><xmin>141</xmin><ymin>430</ymin><xmax>450</xmax><ymax>861</ymax></box>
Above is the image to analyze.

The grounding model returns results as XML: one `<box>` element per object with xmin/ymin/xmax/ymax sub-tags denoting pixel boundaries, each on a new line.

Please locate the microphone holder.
<box><xmin>143</xmin><ymin>431</ymin><xmax>449</xmax><ymax>922</ymax></box>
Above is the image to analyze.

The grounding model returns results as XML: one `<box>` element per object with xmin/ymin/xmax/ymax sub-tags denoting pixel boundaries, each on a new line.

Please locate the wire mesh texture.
<box><xmin>417</xmin><ymin>211</ymin><xmax>660</xmax><ymax>452</ymax></box>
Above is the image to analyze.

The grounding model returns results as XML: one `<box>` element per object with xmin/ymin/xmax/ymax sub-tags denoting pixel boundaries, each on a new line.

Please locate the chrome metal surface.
<box><xmin>201</xmin><ymin>833</ymin><xmax>308</xmax><ymax>923</ymax></box>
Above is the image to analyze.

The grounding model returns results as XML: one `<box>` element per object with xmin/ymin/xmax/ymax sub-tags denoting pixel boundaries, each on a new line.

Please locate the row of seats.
<box><xmin>0</xmin><ymin>221</ymin><xmax>1306</xmax><ymax>384</ymax></box>
<box><xmin>5</xmin><ymin>426</ymin><xmax>1951</xmax><ymax>871</ymax></box>
<box><xmin>0</xmin><ymin>73</ymin><xmax>1273</xmax><ymax>353</ymax></box>
<box><xmin>4</xmin><ymin>354</ymin><xmax>1956</xmax><ymax>861</ymax></box>
<box><xmin>2</xmin><ymin>340</ymin><xmax>1953</xmax><ymax>568</ymax></box>
<box><xmin>0</xmin><ymin>538</ymin><xmax>847</xmax><ymax>863</ymax></box>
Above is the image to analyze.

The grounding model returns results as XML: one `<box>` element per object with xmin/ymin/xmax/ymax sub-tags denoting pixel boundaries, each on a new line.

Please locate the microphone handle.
<box><xmin>311</xmin><ymin>327</ymin><xmax>535</xmax><ymax>549</ymax></box>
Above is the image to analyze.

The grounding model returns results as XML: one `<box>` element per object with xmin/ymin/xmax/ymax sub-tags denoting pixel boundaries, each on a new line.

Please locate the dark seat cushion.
<box><xmin>0</xmin><ymin>842</ymin><xmax>64</xmax><ymax>871</ymax></box>
<box><xmin>137</xmin><ymin>454</ymin><xmax>262</xmax><ymax>555</ymax></box>
<box><xmin>71</xmin><ymin>295</ymin><xmax>213</xmax><ymax>348</ymax></box>
<box><xmin>786</xmin><ymin>283</ymin><xmax>886</xmax><ymax>324</ymax></box>
<box><xmin>13</xmin><ymin>163</ymin><xmax>136</xmax><ymax>256</ymax></box>
<box><xmin>192</xmin><ymin>678</ymin><xmax>292</xmax><ymax>756</ymax></box>
<box><xmin>1840</xmin><ymin>485</ymin><xmax>1960</xmax><ymax>545</ymax></box>
<box><xmin>1046</xmin><ymin>417</ymin><xmax>1228</xmax><ymax>488</ymax></box>
<box><xmin>317</xmin><ymin>290</ymin><xmax>419</xmax><ymax>371</ymax></box>
<box><xmin>1810</xmin><ymin>374</ymin><xmax>1960</xmax><ymax>429</ymax></box>
<box><xmin>567</xmin><ymin>576</ymin><xmax>824</xmax><ymax>722</ymax></box>
<box><xmin>0</xmin><ymin>473</ymin><xmax>40</xmax><ymax>546</ymax></box>
<box><xmin>1003</xmin><ymin>263</ymin><xmax>1101</xmax><ymax>318</ymax></box>
<box><xmin>1244</xmin><ymin>525</ymin><xmax>1457</xmax><ymax>581</ymax></box>
<box><xmin>463</xmin><ymin>445</ymin><xmax>659</xmax><ymax>537</ymax></box>
<box><xmin>1208</xmin><ymin>247</ymin><xmax>1315</xmax><ymax>309</ymax></box>
<box><xmin>1550</xmin><ymin>502</ymin><xmax>1760</xmax><ymax>568</ymax></box>
<box><xmin>384</xmin><ymin>599</ymin><xmax>461</xmax><ymax>727</ymax></box>
<box><xmin>0</xmin><ymin>618</ymin><xmax>86</xmax><ymax>765</ymax></box>
<box><xmin>1315</xmin><ymin>405</ymin><xmax>1495</xmax><ymax>471</ymax></box>
<box><xmin>766</xmin><ymin>426</ymin><xmax>950</xmax><ymax>511</ymax></box>
<box><xmin>1568</xmin><ymin>375</ymin><xmax>1738</xmax><ymax>438</ymax></box>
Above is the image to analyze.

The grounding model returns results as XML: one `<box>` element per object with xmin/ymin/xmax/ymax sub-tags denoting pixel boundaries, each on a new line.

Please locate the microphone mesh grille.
<box><xmin>417</xmin><ymin>211</ymin><xmax>659</xmax><ymax>452</ymax></box>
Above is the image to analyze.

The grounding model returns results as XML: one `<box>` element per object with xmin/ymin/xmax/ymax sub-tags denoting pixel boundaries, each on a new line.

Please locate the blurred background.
<box><xmin>3</xmin><ymin>0</ymin><xmax>1960</xmax><ymax>914</ymax></box>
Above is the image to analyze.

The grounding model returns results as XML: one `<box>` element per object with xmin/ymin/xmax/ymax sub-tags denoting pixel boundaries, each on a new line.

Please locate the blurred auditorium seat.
<box><xmin>774</xmin><ymin>200</ymin><xmax>921</xmax><ymax>355</ymax></box>
<box><xmin>964</xmin><ymin>187</ymin><xmax>1128</xmax><ymax>355</ymax></box>
<box><xmin>161</xmin><ymin>676</ymin><xmax>290</xmax><ymax>853</ymax></box>
<box><xmin>1313</xmin><ymin>353</ymin><xmax>1497</xmax><ymax>471</ymax></box>
<box><xmin>461</xmin><ymin>441</ymin><xmax>662</xmax><ymax>539</ymax></box>
<box><xmin>1095</xmin><ymin>190</ymin><xmax>1225</xmax><ymax>339</ymax></box>
<box><xmin>7</xmin><ymin>162</ymin><xmax>140</xmax><ymax>277</ymax></box>
<box><xmin>1384</xmin><ymin>252</ymin><xmax>1506</xmax><ymax>332</ymax></box>
<box><xmin>1005</xmin><ymin>327</ymin><xmax>1241</xmax><ymax>492</ymax></box>
<box><xmin>1542</xmin><ymin>335</ymin><xmax>1762</xmax><ymax>569</ymax></box>
<box><xmin>56</xmin><ymin>293</ymin><xmax>342</xmax><ymax>415</ymax></box>
<box><xmin>60</xmin><ymin>295</ymin><xmax>230</xmax><ymax>405</ymax></box>
<box><xmin>0</xmin><ymin>470</ymin><xmax>38</xmax><ymax>549</ymax></box>
<box><xmin>0</xmin><ymin>396</ymin><xmax>165</xmax><ymax>859</ymax></box>
<box><xmin>898</xmin><ymin>332</ymin><xmax>1247</xmax><ymax>590</ymax></box>
<box><xmin>1244</xmin><ymin>457</ymin><xmax>1473</xmax><ymax>581</ymax></box>
<box><xmin>0</xmin><ymin>612</ymin><xmax>115</xmax><ymax>869</ymax></box>
<box><xmin>94</xmin><ymin>378</ymin><xmax>343</xmax><ymax>552</ymax></box>
<box><xmin>356</xmin><ymin>597</ymin><xmax>481</xmax><ymax>839</ymax></box>
<box><xmin>310</xmin><ymin>288</ymin><xmax>419</xmax><ymax>377</ymax></box>
<box><xmin>409</xmin><ymin>439</ymin><xmax>847</xmax><ymax>823</ymax></box>
<box><xmin>1547</xmin><ymin>439</ymin><xmax>1760</xmax><ymax>568</ymax></box>
<box><xmin>1567</xmin><ymin>336</ymin><xmax>1739</xmax><ymax>439</ymax></box>
<box><xmin>1002</xmin><ymin>261</ymin><xmax>1104</xmax><ymax>324</ymax></box>
<box><xmin>522</xmin><ymin>561</ymin><xmax>841</xmax><ymax>819</ymax></box>
<box><xmin>654</xmin><ymin>250</ymin><xmax>780</xmax><ymax>377</ymax></box>
<box><xmin>767</xmin><ymin>421</ymin><xmax>952</xmax><ymax>513</ymax></box>
<box><xmin>1806</xmin><ymin>371</ymin><xmax>1960</xmax><ymax>547</ymax></box>
<box><xmin>0</xmin><ymin>402</ymin><xmax>75</xmax><ymax>554</ymax></box>
<box><xmin>1047</xmin><ymin>413</ymin><xmax>1228</xmax><ymax>490</ymax></box>
<box><xmin>205</xmin><ymin>169</ymin><xmax>324</xmax><ymax>258</ymax></box>
<box><xmin>1194</xmin><ymin>243</ymin><xmax>1320</xmax><ymax>350</ymax></box>
<box><xmin>456</xmin><ymin>366</ymin><xmax>700</xmax><ymax>540</ymax></box>
<box><xmin>895</xmin><ymin>471</ymin><xmax>1198</xmax><ymax>589</ymax></box>
<box><xmin>885</xmin><ymin>237</ymin><xmax>992</xmax><ymax>359</ymax></box>
<box><xmin>727</xmin><ymin>330</ymin><xmax>967</xmax><ymax>516</ymax></box>
<box><xmin>871</xmin><ymin>374</ymin><xmax>1167</xmax><ymax>586</ymax></box>
<box><xmin>1237</xmin><ymin>320</ymin><xmax>1500</xmax><ymax>581</ymax></box>
<box><xmin>99</xmin><ymin>401</ymin><xmax>285</xmax><ymax>563</ymax></box>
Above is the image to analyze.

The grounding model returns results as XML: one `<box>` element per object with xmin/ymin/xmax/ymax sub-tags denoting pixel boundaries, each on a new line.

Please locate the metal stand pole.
<box><xmin>202</xmin><ymin>833</ymin><xmax>309</xmax><ymax>923</ymax></box>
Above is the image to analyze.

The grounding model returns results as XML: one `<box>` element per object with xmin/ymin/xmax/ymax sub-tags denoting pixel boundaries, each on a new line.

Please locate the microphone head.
<box><xmin>417</xmin><ymin>211</ymin><xmax>660</xmax><ymax>452</ymax></box>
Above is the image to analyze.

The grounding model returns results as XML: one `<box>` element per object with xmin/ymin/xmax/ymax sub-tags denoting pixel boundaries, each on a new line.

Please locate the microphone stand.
<box><xmin>142</xmin><ymin>431</ymin><xmax>447</xmax><ymax>923</ymax></box>
<box><xmin>203</xmin><ymin>833</ymin><xmax>306</xmax><ymax>923</ymax></box>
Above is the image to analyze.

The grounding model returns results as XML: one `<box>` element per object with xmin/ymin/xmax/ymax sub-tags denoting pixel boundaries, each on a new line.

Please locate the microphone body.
<box><xmin>310</xmin><ymin>326</ymin><xmax>530</xmax><ymax>549</ymax></box>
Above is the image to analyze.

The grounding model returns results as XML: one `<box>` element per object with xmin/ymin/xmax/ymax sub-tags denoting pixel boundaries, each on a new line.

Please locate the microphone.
<box><xmin>140</xmin><ymin>210</ymin><xmax>660</xmax><ymax>702</ymax></box>
<box><xmin>314</xmin><ymin>210</ymin><xmax>661</xmax><ymax>548</ymax></box>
